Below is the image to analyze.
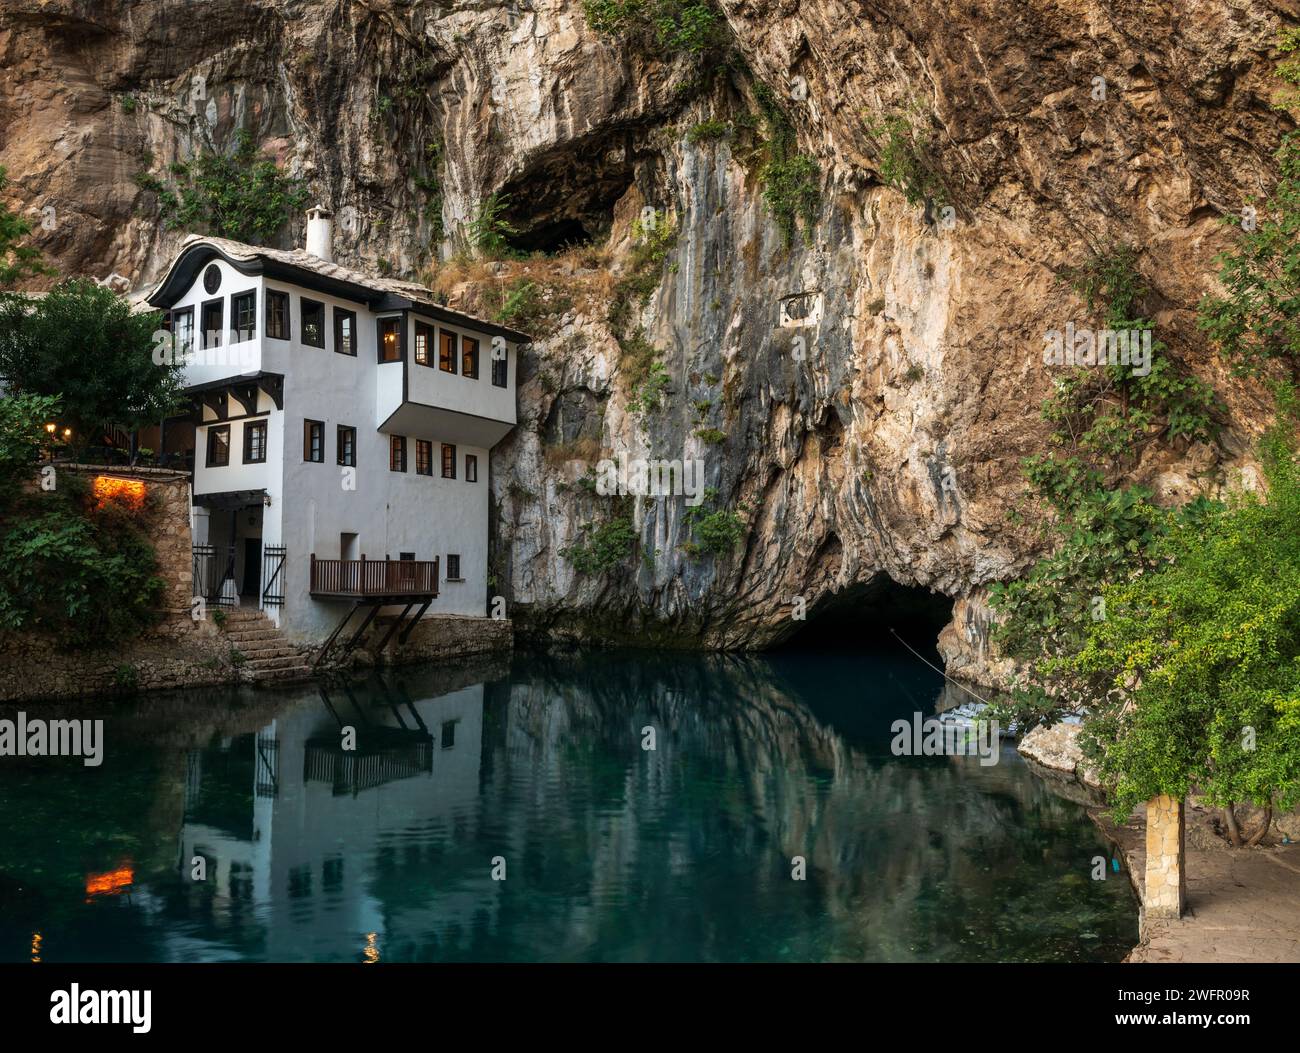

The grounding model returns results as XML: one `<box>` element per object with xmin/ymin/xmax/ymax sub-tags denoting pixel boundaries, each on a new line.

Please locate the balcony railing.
<box><xmin>310</xmin><ymin>555</ymin><xmax>439</xmax><ymax>598</ymax></box>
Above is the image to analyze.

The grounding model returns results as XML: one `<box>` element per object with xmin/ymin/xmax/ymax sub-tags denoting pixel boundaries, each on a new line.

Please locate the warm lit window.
<box><xmin>415</xmin><ymin>439</ymin><xmax>432</xmax><ymax>476</ymax></box>
<box><xmin>465</xmin><ymin>453</ymin><xmax>478</xmax><ymax>483</ymax></box>
<box><xmin>232</xmin><ymin>291</ymin><xmax>257</xmax><ymax>341</ymax></box>
<box><xmin>462</xmin><ymin>335</ymin><xmax>480</xmax><ymax>379</ymax></box>
<box><xmin>301</xmin><ymin>298</ymin><xmax>325</xmax><ymax>348</ymax></box>
<box><xmin>266</xmin><ymin>290</ymin><xmax>290</xmax><ymax>340</ymax></box>
<box><xmin>414</xmin><ymin>321</ymin><xmax>433</xmax><ymax>366</ymax></box>
<box><xmin>304</xmin><ymin>419</ymin><xmax>324</xmax><ymax>463</ymax></box>
<box><xmin>201</xmin><ymin>299</ymin><xmax>224</xmax><ymax>348</ymax></box>
<box><xmin>439</xmin><ymin>329</ymin><xmax>457</xmax><ymax>373</ymax></box>
<box><xmin>389</xmin><ymin>434</ymin><xmax>406</xmax><ymax>472</ymax></box>
<box><xmin>441</xmin><ymin>443</ymin><xmax>456</xmax><ymax>479</ymax></box>
<box><xmin>334</xmin><ymin>308</ymin><xmax>356</xmax><ymax>356</ymax></box>
<box><xmin>445</xmin><ymin>555</ymin><xmax>461</xmax><ymax>581</ymax></box>
<box><xmin>491</xmin><ymin>344</ymin><xmax>508</xmax><ymax>387</ymax></box>
<box><xmin>243</xmin><ymin>420</ymin><xmax>267</xmax><ymax>463</ymax></box>
<box><xmin>378</xmin><ymin>318</ymin><xmax>402</xmax><ymax>362</ymax></box>
<box><xmin>206</xmin><ymin>425</ymin><xmax>230</xmax><ymax>467</ymax></box>
<box><xmin>337</xmin><ymin>425</ymin><xmax>355</xmax><ymax>467</ymax></box>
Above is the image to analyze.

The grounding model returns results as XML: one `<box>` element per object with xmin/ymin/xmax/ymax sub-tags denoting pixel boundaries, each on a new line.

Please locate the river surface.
<box><xmin>0</xmin><ymin>647</ymin><xmax>1137</xmax><ymax>962</ymax></box>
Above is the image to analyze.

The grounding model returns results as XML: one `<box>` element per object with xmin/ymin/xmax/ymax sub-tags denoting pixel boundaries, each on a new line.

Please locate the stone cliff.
<box><xmin>2</xmin><ymin>0</ymin><xmax>1293</xmax><ymax>678</ymax></box>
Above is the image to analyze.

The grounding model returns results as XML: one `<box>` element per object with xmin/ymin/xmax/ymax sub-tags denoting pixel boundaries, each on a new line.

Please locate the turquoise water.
<box><xmin>0</xmin><ymin>648</ymin><xmax>1137</xmax><ymax>962</ymax></box>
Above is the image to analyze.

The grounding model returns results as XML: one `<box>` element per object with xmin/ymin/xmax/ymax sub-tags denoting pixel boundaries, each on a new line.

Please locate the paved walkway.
<box><xmin>1096</xmin><ymin>803</ymin><xmax>1300</xmax><ymax>963</ymax></box>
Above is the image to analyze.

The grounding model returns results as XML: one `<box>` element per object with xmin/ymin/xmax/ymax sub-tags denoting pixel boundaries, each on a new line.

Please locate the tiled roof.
<box><xmin>139</xmin><ymin>233</ymin><xmax>531</xmax><ymax>340</ymax></box>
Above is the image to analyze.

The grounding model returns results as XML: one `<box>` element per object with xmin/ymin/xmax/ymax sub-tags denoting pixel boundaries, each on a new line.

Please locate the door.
<box><xmin>242</xmin><ymin>537</ymin><xmax>262</xmax><ymax>597</ymax></box>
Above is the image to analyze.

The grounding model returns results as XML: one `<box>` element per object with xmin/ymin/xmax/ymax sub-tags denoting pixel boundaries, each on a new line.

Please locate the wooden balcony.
<box><xmin>310</xmin><ymin>555</ymin><xmax>439</xmax><ymax>601</ymax></box>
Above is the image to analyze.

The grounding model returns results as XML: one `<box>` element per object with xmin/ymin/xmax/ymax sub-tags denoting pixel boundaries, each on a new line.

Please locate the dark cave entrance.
<box><xmin>505</xmin><ymin>217</ymin><xmax>594</xmax><ymax>255</ymax></box>
<box><xmin>773</xmin><ymin>576</ymin><xmax>954</xmax><ymax>657</ymax></box>
<box><xmin>495</xmin><ymin>128</ymin><xmax>642</xmax><ymax>256</ymax></box>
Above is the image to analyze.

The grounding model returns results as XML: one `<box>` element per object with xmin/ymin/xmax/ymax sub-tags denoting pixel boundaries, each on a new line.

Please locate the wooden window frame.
<box><xmin>266</xmin><ymin>289</ymin><xmax>291</xmax><ymax>341</ymax></box>
<box><xmin>333</xmin><ymin>307</ymin><xmax>357</xmax><ymax>357</ymax></box>
<box><xmin>377</xmin><ymin>317</ymin><xmax>403</xmax><ymax>363</ymax></box>
<box><xmin>301</xmin><ymin>297</ymin><xmax>326</xmax><ymax>349</ymax></box>
<box><xmin>465</xmin><ymin>453</ymin><xmax>478</xmax><ymax>483</ymax></box>
<box><xmin>206</xmin><ymin>424</ymin><xmax>231</xmax><ymax>467</ymax></box>
<box><xmin>231</xmin><ymin>290</ymin><xmax>257</xmax><ymax>342</ymax></box>
<box><xmin>440</xmin><ymin>442</ymin><xmax>456</xmax><ymax>479</ymax></box>
<box><xmin>336</xmin><ymin>425</ymin><xmax>356</xmax><ymax>467</ymax></box>
<box><xmin>415</xmin><ymin>438</ymin><xmax>433</xmax><ymax>476</ymax></box>
<box><xmin>243</xmin><ymin>419</ymin><xmax>268</xmax><ymax>464</ymax></box>
<box><xmin>304</xmin><ymin>419</ymin><xmax>324</xmax><ymax>463</ymax></box>
<box><xmin>389</xmin><ymin>434</ymin><xmax>407</xmax><ymax>472</ymax></box>
<box><xmin>438</xmin><ymin>328</ymin><xmax>458</xmax><ymax>373</ymax></box>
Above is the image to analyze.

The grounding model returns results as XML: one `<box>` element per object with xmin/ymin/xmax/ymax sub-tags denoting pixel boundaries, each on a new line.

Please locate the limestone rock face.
<box><xmin>2</xmin><ymin>1</ymin><xmax>1290</xmax><ymax>668</ymax></box>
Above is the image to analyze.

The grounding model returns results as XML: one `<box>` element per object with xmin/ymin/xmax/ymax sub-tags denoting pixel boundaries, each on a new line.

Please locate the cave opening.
<box><xmin>505</xmin><ymin>217</ymin><xmax>594</xmax><ymax>256</ymax></box>
<box><xmin>773</xmin><ymin>576</ymin><xmax>954</xmax><ymax>657</ymax></box>
<box><xmin>494</xmin><ymin>129</ymin><xmax>640</xmax><ymax>257</ymax></box>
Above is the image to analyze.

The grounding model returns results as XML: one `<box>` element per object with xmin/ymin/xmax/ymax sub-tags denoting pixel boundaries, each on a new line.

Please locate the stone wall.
<box><xmin>357</xmin><ymin>614</ymin><xmax>514</xmax><ymax>668</ymax></box>
<box><xmin>0</xmin><ymin>465</ymin><xmax>239</xmax><ymax>703</ymax></box>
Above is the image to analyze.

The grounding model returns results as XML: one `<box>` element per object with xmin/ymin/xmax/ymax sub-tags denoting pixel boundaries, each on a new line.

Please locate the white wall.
<box><xmin>170</xmin><ymin>263</ymin><xmax>515</xmax><ymax>641</ymax></box>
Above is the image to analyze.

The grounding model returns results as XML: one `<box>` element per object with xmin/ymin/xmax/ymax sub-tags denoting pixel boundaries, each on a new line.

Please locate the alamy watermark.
<box><xmin>890</xmin><ymin>712</ymin><xmax>1000</xmax><ymax>767</ymax></box>
<box><xmin>595</xmin><ymin>451</ymin><xmax>705</xmax><ymax>507</ymax></box>
<box><xmin>0</xmin><ymin>712</ymin><xmax>103</xmax><ymax>766</ymax></box>
<box><xmin>1043</xmin><ymin>322</ymin><xmax>1152</xmax><ymax>376</ymax></box>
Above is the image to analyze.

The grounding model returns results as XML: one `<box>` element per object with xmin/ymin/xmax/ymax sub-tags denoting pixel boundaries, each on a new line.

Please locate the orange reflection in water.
<box><xmin>85</xmin><ymin>866</ymin><xmax>134</xmax><ymax>897</ymax></box>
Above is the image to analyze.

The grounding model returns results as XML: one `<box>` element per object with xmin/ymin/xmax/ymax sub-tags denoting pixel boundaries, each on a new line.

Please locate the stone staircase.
<box><xmin>220</xmin><ymin>608</ymin><xmax>315</xmax><ymax>684</ymax></box>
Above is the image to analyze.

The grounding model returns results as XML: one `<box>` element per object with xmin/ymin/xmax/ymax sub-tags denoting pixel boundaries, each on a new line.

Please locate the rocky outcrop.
<box><xmin>2</xmin><ymin>0</ymin><xmax>1293</xmax><ymax>665</ymax></box>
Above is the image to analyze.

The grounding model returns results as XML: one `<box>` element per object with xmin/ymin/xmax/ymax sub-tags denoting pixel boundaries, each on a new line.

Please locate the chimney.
<box><xmin>305</xmin><ymin>205</ymin><xmax>334</xmax><ymax>262</ymax></box>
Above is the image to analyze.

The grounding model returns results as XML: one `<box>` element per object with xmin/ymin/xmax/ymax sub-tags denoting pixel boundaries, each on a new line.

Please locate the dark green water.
<box><xmin>0</xmin><ymin>648</ymin><xmax>1137</xmax><ymax>962</ymax></box>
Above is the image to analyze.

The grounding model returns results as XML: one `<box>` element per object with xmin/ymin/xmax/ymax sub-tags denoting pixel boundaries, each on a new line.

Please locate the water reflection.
<box><xmin>0</xmin><ymin>649</ymin><xmax>1137</xmax><ymax>962</ymax></box>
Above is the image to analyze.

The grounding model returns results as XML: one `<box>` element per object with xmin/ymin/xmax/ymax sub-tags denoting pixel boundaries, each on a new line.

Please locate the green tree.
<box><xmin>0</xmin><ymin>396</ymin><xmax>163</xmax><ymax>649</ymax></box>
<box><xmin>0</xmin><ymin>279</ymin><xmax>182</xmax><ymax>442</ymax></box>
<box><xmin>141</xmin><ymin>129</ymin><xmax>307</xmax><ymax>245</ymax></box>
<box><xmin>1198</xmin><ymin>133</ymin><xmax>1300</xmax><ymax>374</ymax></box>
<box><xmin>0</xmin><ymin>166</ymin><xmax>54</xmax><ymax>287</ymax></box>
<box><xmin>1066</xmin><ymin>398</ymin><xmax>1300</xmax><ymax>828</ymax></box>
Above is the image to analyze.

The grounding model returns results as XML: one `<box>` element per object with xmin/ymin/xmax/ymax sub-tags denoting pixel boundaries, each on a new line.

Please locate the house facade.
<box><xmin>146</xmin><ymin>209</ymin><xmax>528</xmax><ymax>643</ymax></box>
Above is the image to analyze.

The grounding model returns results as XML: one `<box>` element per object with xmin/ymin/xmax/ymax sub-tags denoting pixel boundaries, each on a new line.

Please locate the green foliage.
<box><xmin>469</xmin><ymin>192</ymin><xmax>519</xmax><ymax>258</ymax></box>
<box><xmin>627</xmin><ymin>359</ymin><xmax>671</xmax><ymax>416</ymax></box>
<box><xmin>1063</xmin><ymin>403</ymin><xmax>1300</xmax><ymax>819</ymax></box>
<box><xmin>989</xmin><ymin>245</ymin><xmax>1220</xmax><ymax>729</ymax></box>
<box><xmin>582</xmin><ymin>0</ymin><xmax>724</xmax><ymax>55</ymax></box>
<box><xmin>865</xmin><ymin>112</ymin><xmax>945</xmax><ymax>207</ymax></box>
<box><xmin>0</xmin><ymin>471</ymin><xmax>164</xmax><ymax>650</ymax></box>
<box><xmin>563</xmin><ymin>516</ymin><xmax>639</xmax><ymax>575</ymax></box>
<box><xmin>0</xmin><ymin>166</ymin><xmax>54</xmax><ymax>287</ymax></box>
<box><xmin>687</xmin><ymin>119</ymin><xmax>731</xmax><ymax>144</ymax></box>
<box><xmin>694</xmin><ymin>427</ymin><xmax>726</xmax><ymax>444</ymax></box>
<box><xmin>0</xmin><ymin>278</ymin><xmax>183</xmax><ymax>438</ymax></box>
<box><xmin>683</xmin><ymin>487</ymin><xmax>746</xmax><ymax>557</ymax></box>
<box><xmin>0</xmin><ymin>393</ymin><xmax>59</xmax><ymax>505</ymax></box>
<box><xmin>143</xmin><ymin>130</ymin><xmax>308</xmax><ymax>245</ymax></box>
<box><xmin>609</xmin><ymin>212</ymin><xmax>677</xmax><ymax>332</ymax></box>
<box><xmin>761</xmin><ymin>154</ymin><xmax>821</xmax><ymax>249</ymax></box>
<box><xmin>1275</xmin><ymin>28</ymin><xmax>1300</xmax><ymax>115</ymax></box>
<box><xmin>415</xmin><ymin>140</ymin><xmax>445</xmax><ymax>241</ymax></box>
<box><xmin>495</xmin><ymin>278</ymin><xmax>573</xmax><ymax>337</ymax></box>
<box><xmin>1198</xmin><ymin>133</ymin><xmax>1300</xmax><ymax>375</ymax></box>
<box><xmin>751</xmin><ymin>84</ymin><xmax>820</xmax><ymax>248</ymax></box>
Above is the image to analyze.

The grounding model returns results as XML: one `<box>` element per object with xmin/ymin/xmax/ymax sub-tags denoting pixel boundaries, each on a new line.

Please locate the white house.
<box><xmin>145</xmin><ymin>208</ymin><xmax>529</xmax><ymax>644</ymax></box>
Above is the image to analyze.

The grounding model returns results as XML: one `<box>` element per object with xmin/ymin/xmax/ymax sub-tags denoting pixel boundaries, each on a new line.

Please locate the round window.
<box><xmin>203</xmin><ymin>264</ymin><xmax>222</xmax><ymax>294</ymax></box>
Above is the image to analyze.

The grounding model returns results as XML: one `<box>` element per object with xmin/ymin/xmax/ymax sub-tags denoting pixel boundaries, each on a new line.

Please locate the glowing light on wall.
<box><xmin>92</xmin><ymin>476</ymin><xmax>147</xmax><ymax>511</ymax></box>
<box><xmin>363</xmin><ymin>932</ymin><xmax>380</xmax><ymax>963</ymax></box>
<box><xmin>85</xmin><ymin>866</ymin><xmax>134</xmax><ymax>897</ymax></box>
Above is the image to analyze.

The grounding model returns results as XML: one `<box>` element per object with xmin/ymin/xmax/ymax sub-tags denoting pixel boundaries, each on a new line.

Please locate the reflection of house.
<box><xmin>176</xmin><ymin>679</ymin><xmax>495</xmax><ymax>961</ymax></box>
<box><xmin>145</xmin><ymin>209</ymin><xmax>530</xmax><ymax>642</ymax></box>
